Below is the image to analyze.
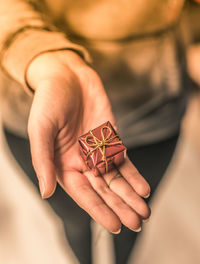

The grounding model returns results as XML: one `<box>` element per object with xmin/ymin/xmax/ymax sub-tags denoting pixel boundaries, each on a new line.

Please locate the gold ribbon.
<box><xmin>85</xmin><ymin>125</ymin><xmax>122</xmax><ymax>173</ymax></box>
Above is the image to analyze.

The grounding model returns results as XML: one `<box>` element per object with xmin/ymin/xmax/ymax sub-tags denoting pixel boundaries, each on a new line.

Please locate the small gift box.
<box><xmin>78</xmin><ymin>121</ymin><xmax>126</xmax><ymax>176</ymax></box>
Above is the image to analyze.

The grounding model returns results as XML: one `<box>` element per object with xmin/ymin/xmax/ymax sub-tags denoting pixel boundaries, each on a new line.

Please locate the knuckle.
<box><xmin>91</xmin><ymin>201</ymin><xmax>103</xmax><ymax>212</ymax></box>
<box><xmin>76</xmin><ymin>183</ymin><xmax>90</xmax><ymax>194</ymax></box>
<box><xmin>112</xmin><ymin>197</ymin><xmax>125</xmax><ymax>209</ymax></box>
<box><xmin>124</xmin><ymin>188</ymin><xmax>134</xmax><ymax>198</ymax></box>
<box><xmin>96</xmin><ymin>183</ymin><xmax>109</xmax><ymax>196</ymax></box>
<box><xmin>89</xmin><ymin>201</ymin><xmax>104</xmax><ymax>216</ymax></box>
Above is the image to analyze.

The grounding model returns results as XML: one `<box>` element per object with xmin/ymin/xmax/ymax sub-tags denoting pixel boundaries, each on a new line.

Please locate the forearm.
<box><xmin>0</xmin><ymin>0</ymin><xmax>91</xmax><ymax>90</ymax></box>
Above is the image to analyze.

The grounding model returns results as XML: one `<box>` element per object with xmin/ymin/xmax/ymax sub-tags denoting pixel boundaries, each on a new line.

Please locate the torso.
<box><xmin>47</xmin><ymin>0</ymin><xmax>185</xmax><ymax>40</ymax></box>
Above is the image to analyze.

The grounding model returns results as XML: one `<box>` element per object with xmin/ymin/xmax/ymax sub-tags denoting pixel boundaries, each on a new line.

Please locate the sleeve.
<box><xmin>185</xmin><ymin>0</ymin><xmax>200</xmax><ymax>85</ymax></box>
<box><xmin>0</xmin><ymin>0</ymin><xmax>91</xmax><ymax>92</ymax></box>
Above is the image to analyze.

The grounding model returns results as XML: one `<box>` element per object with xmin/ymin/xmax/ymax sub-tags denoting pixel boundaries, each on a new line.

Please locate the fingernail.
<box><xmin>142</xmin><ymin>218</ymin><xmax>149</xmax><ymax>223</ymax></box>
<box><xmin>111</xmin><ymin>228</ymin><xmax>121</xmax><ymax>234</ymax></box>
<box><xmin>143</xmin><ymin>193</ymin><xmax>150</xmax><ymax>199</ymax></box>
<box><xmin>39</xmin><ymin>178</ymin><xmax>45</xmax><ymax>198</ymax></box>
<box><xmin>131</xmin><ymin>226</ymin><xmax>142</xmax><ymax>232</ymax></box>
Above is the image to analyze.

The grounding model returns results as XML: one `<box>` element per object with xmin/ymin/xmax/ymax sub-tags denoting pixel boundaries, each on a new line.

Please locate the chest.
<box><xmin>61</xmin><ymin>0</ymin><xmax>185</xmax><ymax>39</ymax></box>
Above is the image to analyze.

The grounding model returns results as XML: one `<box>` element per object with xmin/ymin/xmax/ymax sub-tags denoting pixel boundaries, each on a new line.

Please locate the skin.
<box><xmin>187</xmin><ymin>45</ymin><xmax>200</xmax><ymax>85</ymax></box>
<box><xmin>26</xmin><ymin>50</ymin><xmax>151</xmax><ymax>233</ymax></box>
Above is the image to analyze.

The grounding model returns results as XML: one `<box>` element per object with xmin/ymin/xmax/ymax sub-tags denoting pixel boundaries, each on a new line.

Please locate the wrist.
<box><xmin>25</xmin><ymin>49</ymin><xmax>87</xmax><ymax>91</ymax></box>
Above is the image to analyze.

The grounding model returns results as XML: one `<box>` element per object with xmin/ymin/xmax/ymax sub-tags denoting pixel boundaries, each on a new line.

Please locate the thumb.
<box><xmin>28</xmin><ymin>97</ymin><xmax>57</xmax><ymax>199</ymax></box>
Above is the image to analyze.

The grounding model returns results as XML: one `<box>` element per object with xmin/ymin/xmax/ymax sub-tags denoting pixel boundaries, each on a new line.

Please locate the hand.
<box><xmin>27</xmin><ymin>50</ymin><xmax>151</xmax><ymax>233</ymax></box>
<box><xmin>187</xmin><ymin>45</ymin><xmax>200</xmax><ymax>85</ymax></box>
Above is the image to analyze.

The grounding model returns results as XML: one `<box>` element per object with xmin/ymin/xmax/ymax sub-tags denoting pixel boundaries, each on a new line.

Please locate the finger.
<box><xmin>84</xmin><ymin>170</ymin><xmax>142</xmax><ymax>232</ymax></box>
<box><xmin>58</xmin><ymin>170</ymin><xmax>122</xmax><ymax>234</ymax></box>
<box><xmin>28</xmin><ymin>113</ymin><xmax>57</xmax><ymax>199</ymax></box>
<box><xmin>119</xmin><ymin>158</ymin><xmax>151</xmax><ymax>198</ymax></box>
<box><xmin>104</xmin><ymin>170</ymin><xmax>151</xmax><ymax>220</ymax></box>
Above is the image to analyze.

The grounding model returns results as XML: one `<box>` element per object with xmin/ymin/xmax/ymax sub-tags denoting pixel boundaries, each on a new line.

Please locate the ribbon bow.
<box><xmin>85</xmin><ymin>125</ymin><xmax>122</xmax><ymax>173</ymax></box>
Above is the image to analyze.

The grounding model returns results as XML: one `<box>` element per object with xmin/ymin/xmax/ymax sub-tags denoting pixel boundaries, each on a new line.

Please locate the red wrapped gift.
<box><xmin>78</xmin><ymin>121</ymin><xmax>126</xmax><ymax>175</ymax></box>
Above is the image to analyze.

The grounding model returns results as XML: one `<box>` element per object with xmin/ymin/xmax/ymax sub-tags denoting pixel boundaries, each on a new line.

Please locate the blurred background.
<box><xmin>1</xmin><ymin>0</ymin><xmax>200</xmax><ymax>263</ymax></box>
<box><xmin>0</xmin><ymin>92</ymin><xmax>200</xmax><ymax>264</ymax></box>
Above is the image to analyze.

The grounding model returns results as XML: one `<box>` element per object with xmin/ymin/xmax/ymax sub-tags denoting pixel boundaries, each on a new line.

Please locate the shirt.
<box><xmin>0</xmin><ymin>0</ymin><xmax>199</xmax><ymax>147</ymax></box>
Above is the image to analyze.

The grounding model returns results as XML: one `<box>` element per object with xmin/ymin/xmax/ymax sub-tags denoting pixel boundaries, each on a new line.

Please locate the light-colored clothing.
<box><xmin>129</xmin><ymin>135</ymin><xmax>200</xmax><ymax>264</ymax></box>
<box><xmin>0</xmin><ymin>111</ymin><xmax>78</xmax><ymax>264</ymax></box>
<box><xmin>0</xmin><ymin>0</ymin><xmax>199</xmax><ymax>146</ymax></box>
<box><xmin>1</xmin><ymin>97</ymin><xmax>200</xmax><ymax>264</ymax></box>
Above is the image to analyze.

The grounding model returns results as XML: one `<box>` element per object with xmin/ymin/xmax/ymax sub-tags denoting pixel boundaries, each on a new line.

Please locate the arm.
<box><xmin>0</xmin><ymin>0</ymin><xmax>151</xmax><ymax>233</ymax></box>
<box><xmin>0</xmin><ymin>0</ymin><xmax>91</xmax><ymax>89</ymax></box>
<box><xmin>26</xmin><ymin>49</ymin><xmax>151</xmax><ymax>233</ymax></box>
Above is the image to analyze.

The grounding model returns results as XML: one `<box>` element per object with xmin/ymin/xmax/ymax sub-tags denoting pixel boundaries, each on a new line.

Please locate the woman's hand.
<box><xmin>27</xmin><ymin>50</ymin><xmax>151</xmax><ymax>233</ymax></box>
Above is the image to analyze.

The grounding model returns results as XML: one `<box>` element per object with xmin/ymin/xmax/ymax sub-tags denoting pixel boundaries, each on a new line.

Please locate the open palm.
<box><xmin>27</xmin><ymin>50</ymin><xmax>150</xmax><ymax>233</ymax></box>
